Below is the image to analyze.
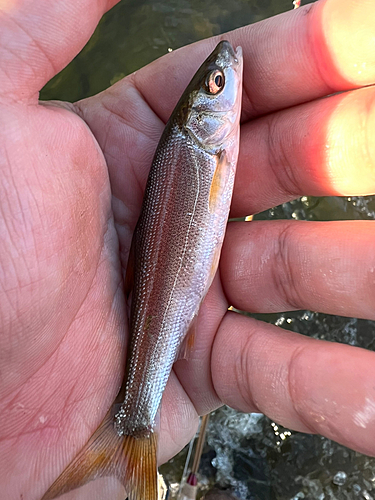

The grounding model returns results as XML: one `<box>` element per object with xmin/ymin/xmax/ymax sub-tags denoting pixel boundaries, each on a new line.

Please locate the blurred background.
<box><xmin>41</xmin><ymin>0</ymin><xmax>375</xmax><ymax>498</ymax></box>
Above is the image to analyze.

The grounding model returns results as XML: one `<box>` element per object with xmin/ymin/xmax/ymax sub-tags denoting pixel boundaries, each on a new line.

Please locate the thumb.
<box><xmin>0</xmin><ymin>0</ymin><xmax>119</xmax><ymax>102</ymax></box>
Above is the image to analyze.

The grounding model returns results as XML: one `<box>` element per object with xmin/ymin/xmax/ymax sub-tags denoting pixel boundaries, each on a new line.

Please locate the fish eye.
<box><xmin>206</xmin><ymin>69</ymin><xmax>225</xmax><ymax>94</ymax></box>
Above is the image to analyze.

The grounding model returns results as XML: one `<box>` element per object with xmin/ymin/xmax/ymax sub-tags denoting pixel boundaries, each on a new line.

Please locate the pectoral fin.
<box><xmin>209</xmin><ymin>150</ymin><xmax>230</xmax><ymax>214</ymax></box>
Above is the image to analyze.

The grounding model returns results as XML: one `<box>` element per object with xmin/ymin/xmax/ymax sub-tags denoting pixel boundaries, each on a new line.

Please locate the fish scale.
<box><xmin>122</xmin><ymin>128</ymin><xmax>215</xmax><ymax>433</ymax></box>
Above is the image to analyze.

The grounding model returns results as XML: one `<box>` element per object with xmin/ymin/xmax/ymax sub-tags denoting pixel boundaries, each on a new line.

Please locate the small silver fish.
<box><xmin>42</xmin><ymin>40</ymin><xmax>243</xmax><ymax>500</ymax></box>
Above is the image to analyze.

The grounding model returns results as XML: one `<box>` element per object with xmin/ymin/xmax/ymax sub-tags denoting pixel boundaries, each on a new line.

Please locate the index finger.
<box><xmin>134</xmin><ymin>0</ymin><xmax>375</xmax><ymax>122</ymax></box>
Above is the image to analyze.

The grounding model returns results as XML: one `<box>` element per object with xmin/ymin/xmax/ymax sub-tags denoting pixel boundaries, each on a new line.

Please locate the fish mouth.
<box><xmin>214</xmin><ymin>40</ymin><xmax>242</xmax><ymax>70</ymax></box>
<box><xmin>235</xmin><ymin>46</ymin><xmax>243</xmax><ymax>64</ymax></box>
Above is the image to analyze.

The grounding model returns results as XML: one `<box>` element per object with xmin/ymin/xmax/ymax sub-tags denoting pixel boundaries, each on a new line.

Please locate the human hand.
<box><xmin>1</xmin><ymin>0</ymin><xmax>375</xmax><ymax>499</ymax></box>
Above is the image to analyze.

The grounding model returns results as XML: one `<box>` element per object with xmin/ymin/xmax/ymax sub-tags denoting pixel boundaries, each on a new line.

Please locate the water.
<box><xmin>41</xmin><ymin>0</ymin><xmax>375</xmax><ymax>498</ymax></box>
<box><xmin>161</xmin><ymin>403</ymin><xmax>375</xmax><ymax>499</ymax></box>
<box><xmin>40</xmin><ymin>0</ymin><xmax>292</xmax><ymax>102</ymax></box>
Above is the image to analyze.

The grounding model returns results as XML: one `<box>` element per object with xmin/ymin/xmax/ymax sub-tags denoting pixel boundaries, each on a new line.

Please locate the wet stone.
<box><xmin>333</xmin><ymin>471</ymin><xmax>347</xmax><ymax>486</ymax></box>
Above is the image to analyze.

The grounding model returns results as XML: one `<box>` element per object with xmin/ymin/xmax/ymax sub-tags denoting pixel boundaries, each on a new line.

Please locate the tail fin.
<box><xmin>41</xmin><ymin>409</ymin><xmax>158</xmax><ymax>500</ymax></box>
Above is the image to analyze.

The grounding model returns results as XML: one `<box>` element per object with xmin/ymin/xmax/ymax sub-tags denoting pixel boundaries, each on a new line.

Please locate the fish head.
<box><xmin>180</xmin><ymin>40</ymin><xmax>243</xmax><ymax>154</ymax></box>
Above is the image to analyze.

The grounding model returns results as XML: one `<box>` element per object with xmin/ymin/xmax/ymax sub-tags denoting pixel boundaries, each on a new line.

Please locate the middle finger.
<box><xmin>221</xmin><ymin>219</ymin><xmax>375</xmax><ymax>320</ymax></box>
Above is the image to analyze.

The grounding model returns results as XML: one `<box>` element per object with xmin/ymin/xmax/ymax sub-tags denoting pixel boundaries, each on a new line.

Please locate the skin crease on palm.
<box><xmin>1</xmin><ymin>0</ymin><xmax>375</xmax><ymax>497</ymax></box>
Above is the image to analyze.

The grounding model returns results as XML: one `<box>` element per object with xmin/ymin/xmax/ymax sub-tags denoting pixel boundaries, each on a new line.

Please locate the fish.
<box><xmin>41</xmin><ymin>39</ymin><xmax>243</xmax><ymax>500</ymax></box>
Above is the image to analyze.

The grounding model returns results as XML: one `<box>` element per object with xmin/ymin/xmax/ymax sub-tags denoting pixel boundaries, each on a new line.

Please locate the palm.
<box><xmin>0</xmin><ymin>55</ymin><xmax>211</xmax><ymax>498</ymax></box>
<box><xmin>0</xmin><ymin>89</ymin><xmax>117</xmax><ymax>494</ymax></box>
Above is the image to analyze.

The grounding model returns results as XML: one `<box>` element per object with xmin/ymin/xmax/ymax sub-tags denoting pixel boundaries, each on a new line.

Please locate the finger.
<box><xmin>231</xmin><ymin>85</ymin><xmax>375</xmax><ymax>216</ymax></box>
<box><xmin>0</xmin><ymin>0</ymin><xmax>119</xmax><ymax>101</ymax></box>
<box><xmin>212</xmin><ymin>312</ymin><xmax>375</xmax><ymax>457</ymax></box>
<box><xmin>133</xmin><ymin>0</ymin><xmax>375</xmax><ymax>123</ymax></box>
<box><xmin>159</xmin><ymin>370</ymin><xmax>199</xmax><ymax>465</ymax></box>
<box><xmin>221</xmin><ymin>220</ymin><xmax>375</xmax><ymax>320</ymax></box>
